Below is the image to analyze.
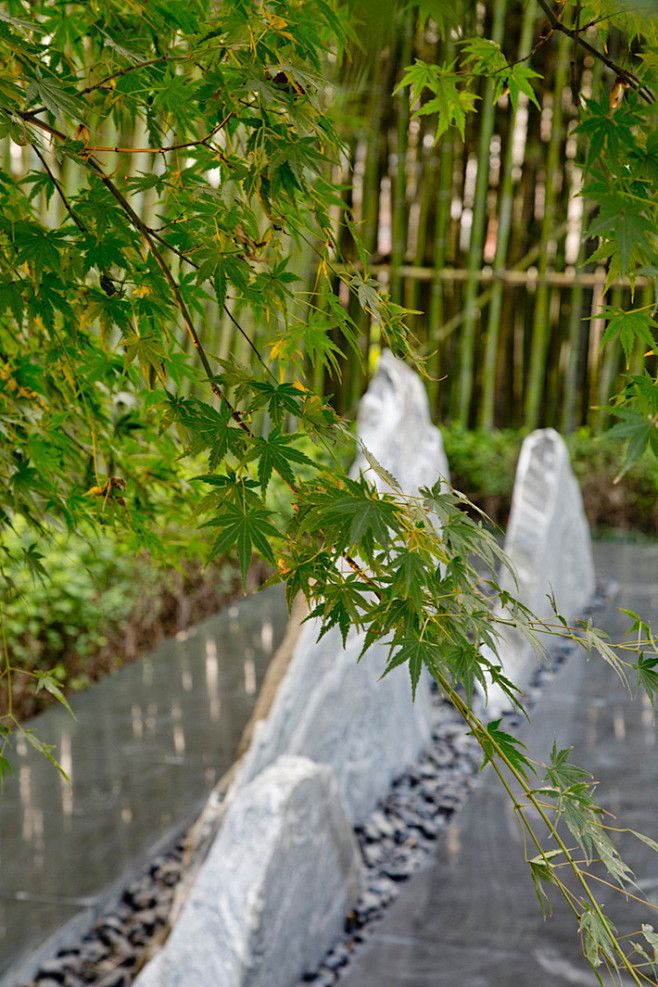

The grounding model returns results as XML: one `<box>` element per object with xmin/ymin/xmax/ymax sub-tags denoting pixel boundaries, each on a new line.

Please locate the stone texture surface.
<box><xmin>133</xmin><ymin>756</ymin><xmax>364</xmax><ymax>987</ymax></box>
<box><xmin>232</xmin><ymin>617</ymin><xmax>433</xmax><ymax>824</ymax></box>
<box><xmin>484</xmin><ymin>428</ymin><xmax>595</xmax><ymax>713</ymax></box>
<box><xmin>350</xmin><ymin>348</ymin><xmax>450</xmax><ymax>496</ymax></box>
<box><xmin>134</xmin><ymin>350</ymin><xmax>446</xmax><ymax>987</ymax></box>
<box><xmin>230</xmin><ymin>351</ymin><xmax>446</xmax><ymax>821</ymax></box>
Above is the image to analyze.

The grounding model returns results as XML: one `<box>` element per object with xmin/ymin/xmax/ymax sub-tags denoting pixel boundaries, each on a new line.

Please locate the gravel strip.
<box><xmin>19</xmin><ymin>584</ymin><xmax>610</xmax><ymax>987</ymax></box>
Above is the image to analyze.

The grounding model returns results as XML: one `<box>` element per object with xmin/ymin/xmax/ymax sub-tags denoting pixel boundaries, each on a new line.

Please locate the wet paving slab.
<box><xmin>0</xmin><ymin>585</ymin><xmax>288</xmax><ymax>984</ymax></box>
<box><xmin>339</xmin><ymin>541</ymin><xmax>658</xmax><ymax>987</ymax></box>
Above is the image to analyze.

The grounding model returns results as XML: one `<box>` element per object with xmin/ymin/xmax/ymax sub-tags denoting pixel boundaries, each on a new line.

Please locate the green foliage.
<box><xmin>473</xmin><ymin>717</ymin><xmax>535</xmax><ymax>781</ymax></box>
<box><xmin>2</xmin><ymin>0</ymin><xmax>658</xmax><ymax>981</ymax></box>
<box><xmin>1</xmin><ymin>525</ymin><xmax>139</xmax><ymax>674</ymax></box>
<box><xmin>442</xmin><ymin>425</ymin><xmax>658</xmax><ymax>536</ymax></box>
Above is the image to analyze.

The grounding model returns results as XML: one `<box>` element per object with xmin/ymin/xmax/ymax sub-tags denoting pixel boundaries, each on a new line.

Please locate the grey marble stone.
<box><xmin>133</xmin><ymin>756</ymin><xmax>364</xmax><ymax>987</ymax></box>
<box><xmin>350</xmin><ymin>348</ymin><xmax>450</xmax><ymax>496</ymax></box>
<box><xmin>232</xmin><ymin>616</ymin><xmax>433</xmax><ymax>823</ymax></box>
<box><xmin>230</xmin><ymin>351</ymin><xmax>445</xmax><ymax>821</ymax></box>
<box><xmin>484</xmin><ymin>428</ymin><xmax>595</xmax><ymax>713</ymax></box>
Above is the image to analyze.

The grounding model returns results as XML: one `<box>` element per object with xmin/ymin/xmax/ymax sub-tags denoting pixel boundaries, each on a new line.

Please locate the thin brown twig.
<box><xmin>81</xmin><ymin>114</ymin><xmax>231</xmax><ymax>155</ymax></box>
<box><xmin>22</xmin><ymin>54</ymin><xmax>189</xmax><ymax>118</ymax></box>
<box><xmin>32</xmin><ymin>146</ymin><xmax>87</xmax><ymax>234</ymax></box>
<box><xmin>75</xmin><ymin>54</ymin><xmax>187</xmax><ymax>98</ymax></box>
<box><xmin>505</xmin><ymin>27</ymin><xmax>555</xmax><ymax>70</ymax></box>
<box><xmin>14</xmin><ymin>108</ymin><xmax>250</xmax><ymax>435</ymax></box>
<box><xmin>222</xmin><ymin>303</ymin><xmax>275</xmax><ymax>378</ymax></box>
<box><xmin>87</xmin><ymin>162</ymin><xmax>252</xmax><ymax>434</ymax></box>
<box><xmin>535</xmin><ymin>0</ymin><xmax>655</xmax><ymax>103</ymax></box>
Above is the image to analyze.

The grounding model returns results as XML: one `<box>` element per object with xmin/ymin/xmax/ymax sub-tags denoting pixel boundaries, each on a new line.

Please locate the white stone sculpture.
<box><xmin>134</xmin><ymin>756</ymin><xmax>364</xmax><ymax>987</ymax></box>
<box><xmin>229</xmin><ymin>349</ymin><xmax>449</xmax><ymax>821</ymax></box>
<box><xmin>350</xmin><ymin>348</ymin><xmax>450</xmax><ymax>496</ymax></box>
<box><xmin>484</xmin><ymin>428</ymin><xmax>595</xmax><ymax>714</ymax></box>
<box><xmin>135</xmin><ymin>349</ymin><xmax>448</xmax><ymax>987</ymax></box>
<box><xmin>231</xmin><ymin>614</ymin><xmax>432</xmax><ymax>823</ymax></box>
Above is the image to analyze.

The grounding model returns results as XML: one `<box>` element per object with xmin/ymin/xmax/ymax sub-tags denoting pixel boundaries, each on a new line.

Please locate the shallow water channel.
<box><xmin>0</xmin><ymin>585</ymin><xmax>288</xmax><ymax>984</ymax></box>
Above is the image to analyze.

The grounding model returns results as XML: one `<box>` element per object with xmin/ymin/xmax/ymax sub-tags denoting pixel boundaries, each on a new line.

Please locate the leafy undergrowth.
<box><xmin>443</xmin><ymin>425</ymin><xmax>658</xmax><ymax>537</ymax></box>
<box><xmin>1</xmin><ymin>526</ymin><xmax>271</xmax><ymax>724</ymax></box>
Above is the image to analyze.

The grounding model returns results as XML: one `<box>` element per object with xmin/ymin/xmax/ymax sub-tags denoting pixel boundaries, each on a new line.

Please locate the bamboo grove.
<box><xmin>2</xmin><ymin>0</ymin><xmax>658</xmax><ymax>981</ymax></box>
<box><xmin>325</xmin><ymin>0</ymin><xmax>657</xmax><ymax>435</ymax></box>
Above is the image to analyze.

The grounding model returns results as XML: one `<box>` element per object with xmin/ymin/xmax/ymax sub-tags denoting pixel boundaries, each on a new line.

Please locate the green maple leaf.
<box><xmin>598</xmin><ymin>304</ymin><xmax>657</xmax><ymax>367</ymax></box>
<box><xmin>0</xmin><ymin>755</ymin><xmax>13</xmax><ymax>790</ymax></box>
<box><xmin>545</xmin><ymin>741</ymin><xmax>593</xmax><ymax>791</ymax></box>
<box><xmin>588</xmin><ymin>205</ymin><xmax>653</xmax><ymax>276</ymax></box>
<box><xmin>248</xmin><ymin>381</ymin><xmax>306</xmax><ymax>423</ymax></box>
<box><xmin>606</xmin><ymin>407</ymin><xmax>658</xmax><ymax>476</ymax></box>
<box><xmin>242</xmin><ymin>427</ymin><xmax>315</xmax><ymax>491</ymax></box>
<box><xmin>178</xmin><ymin>401</ymin><xmax>241</xmax><ymax>470</ymax></box>
<box><xmin>412</xmin><ymin>62</ymin><xmax>479</xmax><ymax>141</ymax></box>
<box><xmin>506</xmin><ymin>63</ymin><xmax>541</xmax><ymax>113</ymax></box>
<box><xmin>636</xmin><ymin>653</ymin><xmax>658</xmax><ymax>708</ymax></box>
<box><xmin>205</xmin><ymin>502</ymin><xmax>278</xmax><ymax>586</ymax></box>
<box><xmin>529</xmin><ymin>848</ymin><xmax>562</xmax><ymax>918</ymax></box>
<box><xmin>122</xmin><ymin>332</ymin><xmax>167</xmax><ymax>387</ymax></box>
<box><xmin>473</xmin><ymin>719</ymin><xmax>535</xmax><ymax>781</ymax></box>
<box><xmin>382</xmin><ymin>637</ymin><xmax>445</xmax><ymax>699</ymax></box>
<box><xmin>580</xmin><ymin>906</ymin><xmax>618</xmax><ymax>968</ymax></box>
<box><xmin>460</xmin><ymin>37</ymin><xmax>508</xmax><ymax>77</ymax></box>
<box><xmin>12</xmin><ymin>223</ymin><xmax>67</xmax><ymax>283</ymax></box>
<box><xmin>389</xmin><ymin>550</ymin><xmax>428</xmax><ymax>616</ymax></box>
<box><xmin>641</xmin><ymin>924</ymin><xmax>658</xmax><ymax>964</ymax></box>
<box><xmin>26</xmin><ymin>67</ymin><xmax>83</xmax><ymax>121</ymax></box>
<box><xmin>575</xmin><ymin>95</ymin><xmax>641</xmax><ymax>171</ymax></box>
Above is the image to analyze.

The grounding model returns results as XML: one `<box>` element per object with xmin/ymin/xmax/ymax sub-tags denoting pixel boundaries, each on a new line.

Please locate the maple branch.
<box><xmin>22</xmin><ymin>54</ymin><xmax>189</xmax><ymax>118</ymax></box>
<box><xmin>13</xmin><ymin>108</ymin><xmax>267</xmax><ymax>435</ymax></box>
<box><xmin>81</xmin><ymin>114</ymin><xmax>232</xmax><ymax>155</ymax></box>
<box><xmin>535</xmin><ymin>0</ymin><xmax>655</xmax><ymax>103</ymax></box>
<box><xmin>32</xmin><ymin>146</ymin><xmax>87</xmax><ymax>234</ymax></box>
<box><xmin>222</xmin><ymin>304</ymin><xmax>274</xmax><ymax>377</ymax></box>
<box><xmin>87</xmin><ymin>161</ymin><xmax>251</xmax><ymax>434</ymax></box>
<box><xmin>11</xmin><ymin>109</ymin><xmax>249</xmax><ymax>435</ymax></box>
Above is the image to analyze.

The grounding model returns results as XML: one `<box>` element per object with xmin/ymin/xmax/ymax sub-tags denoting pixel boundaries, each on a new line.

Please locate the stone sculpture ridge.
<box><xmin>484</xmin><ymin>428</ymin><xmax>595</xmax><ymax>713</ymax></box>
<box><xmin>229</xmin><ymin>349</ymin><xmax>449</xmax><ymax>821</ymax></box>
<box><xmin>134</xmin><ymin>756</ymin><xmax>364</xmax><ymax>987</ymax></box>
<box><xmin>134</xmin><ymin>351</ymin><xmax>449</xmax><ymax>985</ymax></box>
<box><xmin>350</xmin><ymin>348</ymin><xmax>450</xmax><ymax>496</ymax></box>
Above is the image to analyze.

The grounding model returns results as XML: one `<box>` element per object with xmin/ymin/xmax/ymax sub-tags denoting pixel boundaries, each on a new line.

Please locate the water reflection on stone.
<box><xmin>0</xmin><ymin>586</ymin><xmax>287</xmax><ymax>982</ymax></box>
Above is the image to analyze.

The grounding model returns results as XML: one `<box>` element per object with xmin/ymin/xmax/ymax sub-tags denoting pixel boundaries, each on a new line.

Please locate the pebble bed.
<box><xmin>19</xmin><ymin>585</ymin><xmax>608</xmax><ymax>987</ymax></box>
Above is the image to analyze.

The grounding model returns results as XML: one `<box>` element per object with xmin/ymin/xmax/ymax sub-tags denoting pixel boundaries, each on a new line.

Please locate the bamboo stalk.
<box><xmin>428</xmin><ymin>129</ymin><xmax>454</xmax><ymax>414</ymax></box>
<box><xmin>560</xmin><ymin>276</ymin><xmax>585</xmax><ymax>432</ymax></box>
<box><xmin>524</xmin><ymin>26</ymin><xmax>571</xmax><ymax>428</ymax></box>
<box><xmin>407</xmin><ymin>129</ymin><xmax>434</xmax><ymax>333</ymax></box>
<box><xmin>480</xmin><ymin>0</ymin><xmax>538</xmax><ymax>430</ymax></box>
<box><xmin>390</xmin><ymin>9</ymin><xmax>414</xmax><ymax>306</ymax></box>
<box><xmin>350</xmin><ymin>62</ymin><xmax>390</xmax><ymax>405</ymax></box>
<box><xmin>455</xmin><ymin>0</ymin><xmax>507</xmax><ymax>425</ymax></box>
<box><xmin>593</xmin><ymin>286</ymin><xmax>623</xmax><ymax>433</ymax></box>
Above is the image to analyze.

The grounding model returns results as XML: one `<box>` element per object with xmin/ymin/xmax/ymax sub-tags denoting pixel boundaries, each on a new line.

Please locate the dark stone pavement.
<box><xmin>339</xmin><ymin>542</ymin><xmax>658</xmax><ymax>987</ymax></box>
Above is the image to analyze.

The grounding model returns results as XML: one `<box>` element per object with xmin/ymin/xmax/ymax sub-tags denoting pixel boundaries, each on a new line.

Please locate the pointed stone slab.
<box><xmin>230</xmin><ymin>351</ymin><xmax>446</xmax><ymax>822</ymax></box>
<box><xmin>485</xmin><ymin>428</ymin><xmax>595</xmax><ymax>714</ymax></box>
<box><xmin>134</xmin><ymin>756</ymin><xmax>364</xmax><ymax>987</ymax></box>
<box><xmin>350</xmin><ymin>348</ymin><xmax>450</xmax><ymax>496</ymax></box>
<box><xmin>231</xmin><ymin>614</ymin><xmax>432</xmax><ymax>824</ymax></box>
